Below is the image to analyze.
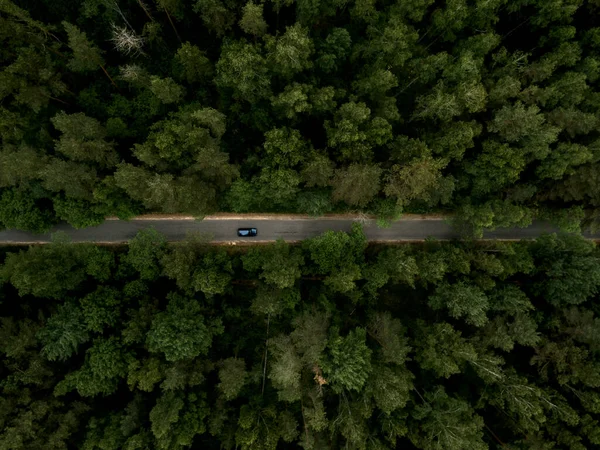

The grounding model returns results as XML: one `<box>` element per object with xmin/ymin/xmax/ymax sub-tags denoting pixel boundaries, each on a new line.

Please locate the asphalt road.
<box><xmin>0</xmin><ymin>217</ymin><xmax>597</xmax><ymax>244</ymax></box>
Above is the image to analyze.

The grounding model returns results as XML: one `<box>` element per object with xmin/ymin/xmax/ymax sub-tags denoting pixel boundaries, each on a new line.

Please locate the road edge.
<box><xmin>105</xmin><ymin>213</ymin><xmax>450</xmax><ymax>221</ymax></box>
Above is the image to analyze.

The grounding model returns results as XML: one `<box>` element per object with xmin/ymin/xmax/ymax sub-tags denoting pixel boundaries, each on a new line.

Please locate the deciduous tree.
<box><xmin>146</xmin><ymin>292</ymin><xmax>223</xmax><ymax>361</ymax></box>
<box><xmin>239</xmin><ymin>2</ymin><xmax>267</xmax><ymax>37</ymax></box>
<box><xmin>331</xmin><ymin>163</ymin><xmax>381</xmax><ymax>207</ymax></box>
<box><xmin>51</xmin><ymin>112</ymin><xmax>118</xmax><ymax>167</ymax></box>
<box><xmin>265</xmin><ymin>24</ymin><xmax>314</xmax><ymax>78</ymax></box>
<box><xmin>215</xmin><ymin>40</ymin><xmax>271</xmax><ymax>102</ymax></box>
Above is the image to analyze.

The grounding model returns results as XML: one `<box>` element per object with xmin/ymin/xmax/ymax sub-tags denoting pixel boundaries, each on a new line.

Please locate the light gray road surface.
<box><xmin>0</xmin><ymin>218</ymin><xmax>597</xmax><ymax>244</ymax></box>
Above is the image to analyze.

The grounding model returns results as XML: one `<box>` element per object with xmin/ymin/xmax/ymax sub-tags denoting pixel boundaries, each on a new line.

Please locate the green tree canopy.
<box><xmin>147</xmin><ymin>293</ymin><xmax>222</xmax><ymax>361</ymax></box>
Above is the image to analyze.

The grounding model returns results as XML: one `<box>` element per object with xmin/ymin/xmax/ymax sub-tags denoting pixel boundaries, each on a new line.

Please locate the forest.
<box><xmin>0</xmin><ymin>0</ymin><xmax>599</xmax><ymax>233</ymax></box>
<box><xmin>3</xmin><ymin>1</ymin><xmax>600</xmax><ymax>448</ymax></box>
<box><xmin>1</xmin><ymin>227</ymin><xmax>600</xmax><ymax>449</ymax></box>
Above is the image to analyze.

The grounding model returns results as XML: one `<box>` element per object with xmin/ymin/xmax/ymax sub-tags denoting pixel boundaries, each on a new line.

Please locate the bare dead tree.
<box><xmin>119</xmin><ymin>64</ymin><xmax>147</xmax><ymax>82</ymax></box>
<box><xmin>111</xmin><ymin>25</ymin><xmax>145</xmax><ymax>56</ymax></box>
<box><xmin>354</xmin><ymin>211</ymin><xmax>374</xmax><ymax>225</ymax></box>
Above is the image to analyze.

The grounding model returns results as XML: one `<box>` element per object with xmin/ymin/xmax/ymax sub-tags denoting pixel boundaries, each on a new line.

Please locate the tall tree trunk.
<box><xmin>163</xmin><ymin>7</ymin><xmax>182</xmax><ymax>43</ymax></box>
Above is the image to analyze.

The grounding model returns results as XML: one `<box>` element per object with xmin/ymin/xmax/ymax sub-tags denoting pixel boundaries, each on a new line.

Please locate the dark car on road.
<box><xmin>237</xmin><ymin>228</ymin><xmax>258</xmax><ymax>237</ymax></box>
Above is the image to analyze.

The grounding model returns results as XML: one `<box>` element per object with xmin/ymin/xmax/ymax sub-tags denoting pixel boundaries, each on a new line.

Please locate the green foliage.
<box><xmin>52</xmin><ymin>197</ymin><xmax>105</xmax><ymax>229</ymax></box>
<box><xmin>489</xmin><ymin>102</ymin><xmax>550</xmax><ymax>143</ymax></box>
<box><xmin>268</xmin><ymin>311</ymin><xmax>328</xmax><ymax>401</ymax></box>
<box><xmin>0</xmin><ymin>45</ymin><xmax>66</xmax><ymax>112</ymax></box>
<box><xmin>0</xmin><ymin>0</ymin><xmax>597</xmax><ymax>234</ymax></box>
<box><xmin>414</xmin><ymin>322</ymin><xmax>476</xmax><ymax>378</ymax></box>
<box><xmin>271</xmin><ymin>83</ymin><xmax>312</xmax><ymax>119</ymax></box>
<box><xmin>2</xmin><ymin>0</ymin><xmax>600</xmax><ymax>442</ymax></box>
<box><xmin>128</xmin><ymin>357</ymin><xmax>163</xmax><ymax>392</ymax></box>
<box><xmin>113</xmin><ymin>165</ymin><xmax>220</xmax><ymax>215</ymax></box>
<box><xmin>269</xmin><ymin>335</ymin><xmax>303</xmax><ymax>402</ymax></box>
<box><xmin>353</xmin><ymin>69</ymin><xmax>398</xmax><ymax>101</ymax></box>
<box><xmin>368</xmin><ymin>312</ymin><xmax>411</xmax><ymax>365</ymax></box>
<box><xmin>51</xmin><ymin>112</ymin><xmax>118</xmax><ymax>167</ymax></box>
<box><xmin>194</xmin><ymin>0</ymin><xmax>235</xmax><ymax>36</ymax></box>
<box><xmin>452</xmin><ymin>200</ymin><xmax>534</xmax><ymax>238</ymax></box>
<box><xmin>365</xmin><ymin>248</ymin><xmax>418</xmax><ymax>296</ymax></box>
<box><xmin>38</xmin><ymin>302</ymin><xmax>90</xmax><ymax>361</ymax></box>
<box><xmin>147</xmin><ymin>293</ymin><xmax>222</xmax><ymax>361</ymax></box>
<box><xmin>295</xmin><ymin>189</ymin><xmax>333</xmax><ymax>216</ymax></box>
<box><xmin>251</xmin><ymin>285</ymin><xmax>300</xmax><ymax>316</ymax></box>
<box><xmin>303</xmin><ymin>222</ymin><xmax>366</xmax><ymax>292</ymax></box>
<box><xmin>412</xmin><ymin>82</ymin><xmax>461</xmax><ymax>122</ymax></box>
<box><xmin>193</xmin><ymin>252</ymin><xmax>233</xmax><ymax>296</ymax></box>
<box><xmin>300</xmin><ymin>152</ymin><xmax>334</xmax><ymax>187</ymax></box>
<box><xmin>385</xmin><ymin>154</ymin><xmax>447</xmax><ymax>206</ymax></box>
<box><xmin>369</xmin><ymin>366</ymin><xmax>414</xmax><ymax>414</ymax></box>
<box><xmin>0</xmin><ymin>145</ymin><xmax>46</xmax><ymax>187</ymax></box>
<box><xmin>317</xmin><ymin>27</ymin><xmax>351</xmax><ymax>73</ymax></box>
<box><xmin>150</xmin><ymin>391</ymin><xmax>184</xmax><ymax>445</ymax></box>
<box><xmin>162</xmin><ymin>244</ymin><xmax>233</xmax><ymax>296</ymax></box>
<box><xmin>542</xmin><ymin>205</ymin><xmax>585</xmax><ymax>233</ymax></box>
<box><xmin>225</xmin><ymin>179</ymin><xmax>258</xmax><ymax>212</ymax></box>
<box><xmin>536</xmin><ymin>143</ymin><xmax>593</xmax><ymax>180</ymax></box>
<box><xmin>265</xmin><ymin>24</ymin><xmax>313</xmax><ymax>78</ymax></box>
<box><xmin>173</xmin><ymin>43</ymin><xmax>213</xmax><ymax>84</ymax></box>
<box><xmin>242</xmin><ymin>240</ymin><xmax>303</xmax><ymax>289</ymax></box>
<box><xmin>149</xmin><ymin>76</ymin><xmax>186</xmax><ymax>104</ymax></box>
<box><xmin>0</xmin><ymin>188</ymin><xmax>55</xmax><ymax>233</ymax></box>
<box><xmin>216</xmin><ymin>40</ymin><xmax>270</xmax><ymax>102</ymax></box>
<box><xmin>80</xmin><ymin>286</ymin><xmax>123</xmax><ymax>332</ymax></box>
<box><xmin>262</xmin><ymin>127</ymin><xmax>308</xmax><ymax>167</ymax></box>
<box><xmin>322</xmin><ymin>327</ymin><xmax>372</xmax><ymax>393</ymax></box>
<box><xmin>62</xmin><ymin>21</ymin><xmax>104</xmax><ymax>72</ymax></box>
<box><xmin>124</xmin><ymin>228</ymin><xmax>168</xmax><ymax>280</ymax></box>
<box><xmin>218</xmin><ymin>358</ymin><xmax>247</xmax><ymax>400</ymax></box>
<box><xmin>40</xmin><ymin>158</ymin><xmax>98</xmax><ymax>201</ymax></box>
<box><xmin>331</xmin><ymin>163</ymin><xmax>382</xmax><ymax>207</ymax></box>
<box><xmin>429</xmin><ymin>281</ymin><xmax>490</xmax><ymax>327</ymax></box>
<box><xmin>131</xmin><ymin>106</ymin><xmax>233</xmax><ymax>178</ymax></box>
<box><xmin>239</xmin><ymin>2</ymin><xmax>267</xmax><ymax>37</ymax></box>
<box><xmin>465</xmin><ymin>141</ymin><xmax>525</xmax><ymax>196</ymax></box>
<box><xmin>531</xmin><ymin>233</ymin><xmax>600</xmax><ymax>306</ymax></box>
<box><xmin>55</xmin><ymin>337</ymin><xmax>130</xmax><ymax>397</ymax></box>
<box><xmin>409</xmin><ymin>387</ymin><xmax>487</xmax><ymax>450</ymax></box>
<box><xmin>358</xmin><ymin>11</ymin><xmax>418</xmax><ymax>69</ymax></box>
<box><xmin>0</xmin><ymin>239</ymin><xmax>94</xmax><ymax>298</ymax></box>
<box><xmin>2</xmin><ymin>230</ymin><xmax>600</xmax><ymax>448</ymax></box>
<box><xmin>326</xmin><ymin>101</ymin><xmax>392</xmax><ymax>162</ymax></box>
<box><xmin>235</xmin><ymin>404</ymin><xmax>295</xmax><ymax>450</ymax></box>
<box><xmin>255</xmin><ymin>167</ymin><xmax>301</xmax><ymax>208</ymax></box>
